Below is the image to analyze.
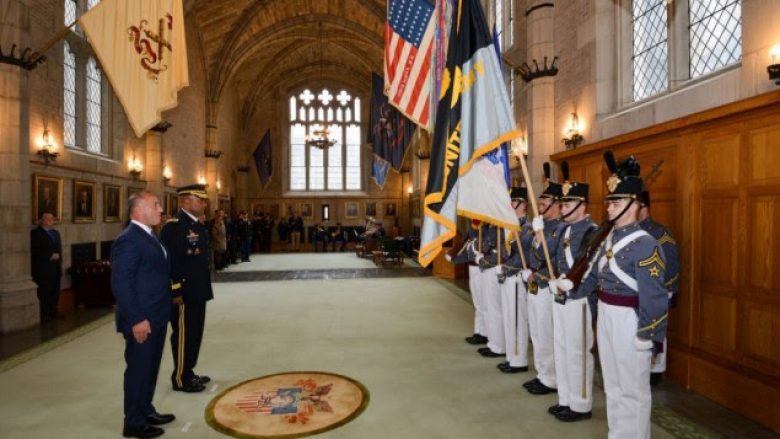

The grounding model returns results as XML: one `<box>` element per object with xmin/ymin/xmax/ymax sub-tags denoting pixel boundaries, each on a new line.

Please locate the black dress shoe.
<box><xmin>650</xmin><ymin>372</ymin><xmax>663</xmax><ymax>386</ymax></box>
<box><xmin>522</xmin><ymin>378</ymin><xmax>540</xmax><ymax>389</ymax></box>
<box><xmin>526</xmin><ymin>380</ymin><xmax>557</xmax><ymax>395</ymax></box>
<box><xmin>547</xmin><ymin>404</ymin><xmax>569</xmax><ymax>415</ymax></box>
<box><xmin>478</xmin><ymin>348</ymin><xmax>504</xmax><ymax>358</ymax></box>
<box><xmin>172</xmin><ymin>379</ymin><xmax>206</xmax><ymax>393</ymax></box>
<box><xmin>195</xmin><ymin>374</ymin><xmax>211</xmax><ymax>384</ymax></box>
<box><xmin>465</xmin><ymin>334</ymin><xmax>488</xmax><ymax>345</ymax></box>
<box><xmin>555</xmin><ymin>408</ymin><xmax>592</xmax><ymax>422</ymax></box>
<box><xmin>499</xmin><ymin>365</ymin><xmax>528</xmax><ymax>374</ymax></box>
<box><xmin>146</xmin><ymin>411</ymin><xmax>175</xmax><ymax>425</ymax></box>
<box><xmin>496</xmin><ymin>361</ymin><xmax>510</xmax><ymax>369</ymax></box>
<box><xmin>122</xmin><ymin>424</ymin><xmax>164</xmax><ymax>438</ymax></box>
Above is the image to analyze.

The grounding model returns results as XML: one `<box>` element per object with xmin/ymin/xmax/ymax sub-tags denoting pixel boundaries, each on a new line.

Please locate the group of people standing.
<box><xmin>207</xmin><ymin>210</ymin><xmax>275</xmax><ymax>270</ymax></box>
<box><xmin>111</xmin><ymin>184</ymin><xmax>214</xmax><ymax>438</ymax></box>
<box><xmin>450</xmin><ymin>152</ymin><xmax>678</xmax><ymax>438</ymax></box>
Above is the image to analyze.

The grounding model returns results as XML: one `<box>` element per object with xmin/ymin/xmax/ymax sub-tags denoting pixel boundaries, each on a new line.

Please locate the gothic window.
<box><xmin>631</xmin><ymin>0</ymin><xmax>668</xmax><ymax>101</ymax></box>
<box><xmin>86</xmin><ymin>57</ymin><xmax>102</xmax><ymax>153</ymax></box>
<box><xmin>289</xmin><ymin>88</ymin><xmax>362</xmax><ymax>192</ymax></box>
<box><xmin>689</xmin><ymin>0</ymin><xmax>742</xmax><ymax>78</ymax></box>
<box><xmin>64</xmin><ymin>0</ymin><xmax>77</xmax><ymax>24</ymax></box>
<box><xmin>63</xmin><ymin>41</ymin><xmax>76</xmax><ymax>148</ymax></box>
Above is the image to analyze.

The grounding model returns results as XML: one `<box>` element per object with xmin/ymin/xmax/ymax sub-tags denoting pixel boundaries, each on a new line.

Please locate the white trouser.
<box><xmin>552</xmin><ymin>297</ymin><xmax>593</xmax><ymax>413</ymax></box>
<box><xmin>479</xmin><ymin>267</ymin><xmax>505</xmax><ymax>354</ymax></box>
<box><xmin>468</xmin><ymin>266</ymin><xmax>487</xmax><ymax>336</ymax></box>
<box><xmin>527</xmin><ymin>286</ymin><xmax>555</xmax><ymax>388</ymax></box>
<box><xmin>650</xmin><ymin>337</ymin><xmax>667</xmax><ymax>373</ymax></box>
<box><xmin>597</xmin><ymin>301</ymin><xmax>653</xmax><ymax>439</ymax></box>
<box><xmin>500</xmin><ymin>275</ymin><xmax>529</xmax><ymax>367</ymax></box>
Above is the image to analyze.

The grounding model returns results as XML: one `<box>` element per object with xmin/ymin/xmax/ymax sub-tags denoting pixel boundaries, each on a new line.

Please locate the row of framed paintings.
<box><xmin>252</xmin><ymin>201</ymin><xmax>398</xmax><ymax>220</ymax></box>
<box><xmin>32</xmin><ymin>174</ymin><xmax>179</xmax><ymax>224</ymax></box>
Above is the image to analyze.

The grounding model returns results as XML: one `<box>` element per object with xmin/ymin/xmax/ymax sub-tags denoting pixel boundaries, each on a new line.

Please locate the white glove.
<box><xmin>633</xmin><ymin>337</ymin><xmax>654</xmax><ymax>351</ymax></box>
<box><xmin>520</xmin><ymin>269</ymin><xmax>533</xmax><ymax>282</ymax></box>
<box><xmin>547</xmin><ymin>279</ymin><xmax>558</xmax><ymax>294</ymax></box>
<box><xmin>557</xmin><ymin>275</ymin><xmax>574</xmax><ymax>292</ymax></box>
<box><xmin>496</xmin><ymin>265</ymin><xmax>504</xmax><ymax>276</ymax></box>
<box><xmin>444</xmin><ymin>253</ymin><xmax>452</xmax><ymax>262</ymax></box>
<box><xmin>532</xmin><ymin>216</ymin><xmax>544</xmax><ymax>232</ymax></box>
<box><xmin>475</xmin><ymin>252</ymin><xmax>484</xmax><ymax>264</ymax></box>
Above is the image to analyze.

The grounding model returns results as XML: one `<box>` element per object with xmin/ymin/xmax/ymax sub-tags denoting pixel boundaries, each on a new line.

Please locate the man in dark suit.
<box><xmin>161</xmin><ymin>184</ymin><xmax>213</xmax><ymax>393</ymax></box>
<box><xmin>111</xmin><ymin>191</ymin><xmax>175</xmax><ymax>438</ymax></box>
<box><xmin>30</xmin><ymin>212</ymin><xmax>62</xmax><ymax>320</ymax></box>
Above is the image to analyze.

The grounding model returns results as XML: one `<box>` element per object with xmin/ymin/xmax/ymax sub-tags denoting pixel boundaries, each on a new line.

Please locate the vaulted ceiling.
<box><xmin>184</xmin><ymin>0</ymin><xmax>385</xmax><ymax>126</ymax></box>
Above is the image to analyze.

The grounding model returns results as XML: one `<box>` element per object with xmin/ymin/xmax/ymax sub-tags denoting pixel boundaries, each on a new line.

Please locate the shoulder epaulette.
<box><xmin>166</xmin><ymin>218</ymin><xmax>179</xmax><ymax>223</ymax></box>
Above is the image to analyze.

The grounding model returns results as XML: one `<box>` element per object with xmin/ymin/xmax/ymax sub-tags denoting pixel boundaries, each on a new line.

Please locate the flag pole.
<box><xmin>517</xmin><ymin>152</ymin><xmax>556</xmax><ymax>279</ymax></box>
<box><xmin>30</xmin><ymin>20</ymin><xmax>78</xmax><ymax>64</ymax></box>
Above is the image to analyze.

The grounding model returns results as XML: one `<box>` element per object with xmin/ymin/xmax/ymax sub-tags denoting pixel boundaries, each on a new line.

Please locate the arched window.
<box><xmin>86</xmin><ymin>57</ymin><xmax>102</xmax><ymax>153</ymax></box>
<box><xmin>289</xmin><ymin>88</ymin><xmax>361</xmax><ymax>191</ymax></box>
<box><xmin>63</xmin><ymin>41</ymin><xmax>76</xmax><ymax>148</ymax></box>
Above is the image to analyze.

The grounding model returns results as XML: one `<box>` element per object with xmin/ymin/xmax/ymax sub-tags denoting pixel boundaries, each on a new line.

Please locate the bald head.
<box><xmin>128</xmin><ymin>191</ymin><xmax>163</xmax><ymax>226</ymax></box>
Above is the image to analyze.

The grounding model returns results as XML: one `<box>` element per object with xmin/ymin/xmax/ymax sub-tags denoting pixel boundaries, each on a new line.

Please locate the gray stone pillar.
<box><xmin>525</xmin><ymin>1</ymin><xmax>556</xmax><ymax>189</ymax></box>
<box><xmin>0</xmin><ymin>62</ymin><xmax>41</xmax><ymax>332</ymax></box>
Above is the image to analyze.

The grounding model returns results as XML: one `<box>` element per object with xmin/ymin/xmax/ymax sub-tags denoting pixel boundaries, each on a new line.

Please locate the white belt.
<box><xmin>564</xmin><ymin>226</ymin><xmax>574</xmax><ymax>268</ymax></box>
<box><xmin>598</xmin><ymin>230</ymin><xmax>648</xmax><ymax>292</ymax></box>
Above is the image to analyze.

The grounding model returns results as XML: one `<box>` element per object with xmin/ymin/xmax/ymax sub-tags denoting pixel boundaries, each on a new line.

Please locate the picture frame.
<box><xmin>284</xmin><ymin>202</ymin><xmax>297</xmax><ymax>217</ymax></box>
<box><xmin>32</xmin><ymin>174</ymin><xmax>63</xmax><ymax>224</ymax></box>
<box><xmin>253</xmin><ymin>203</ymin><xmax>266</xmax><ymax>217</ymax></box>
<box><xmin>365</xmin><ymin>201</ymin><xmax>377</xmax><ymax>218</ymax></box>
<box><xmin>300</xmin><ymin>202</ymin><xmax>313</xmax><ymax>219</ymax></box>
<box><xmin>165</xmin><ymin>192</ymin><xmax>178</xmax><ymax>215</ymax></box>
<box><xmin>73</xmin><ymin>180</ymin><xmax>97</xmax><ymax>223</ymax></box>
<box><xmin>345</xmin><ymin>201</ymin><xmax>359</xmax><ymax>219</ymax></box>
<box><xmin>103</xmin><ymin>183</ymin><xmax>122</xmax><ymax>222</ymax></box>
<box><xmin>384</xmin><ymin>202</ymin><xmax>397</xmax><ymax>217</ymax></box>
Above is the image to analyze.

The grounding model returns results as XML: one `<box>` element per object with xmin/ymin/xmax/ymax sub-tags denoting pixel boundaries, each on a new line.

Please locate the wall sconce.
<box><xmin>129</xmin><ymin>157</ymin><xmax>143</xmax><ymax>179</ymax></box>
<box><xmin>562</xmin><ymin>112</ymin><xmax>584</xmax><ymax>149</ymax></box>
<box><xmin>198</xmin><ymin>175</ymin><xmax>207</xmax><ymax>185</ymax></box>
<box><xmin>510</xmin><ymin>136</ymin><xmax>527</xmax><ymax>163</ymax></box>
<box><xmin>407</xmin><ymin>185</ymin><xmax>413</xmax><ymax>195</ymax></box>
<box><xmin>216</xmin><ymin>179</ymin><xmax>222</xmax><ymax>191</ymax></box>
<box><xmin>162</xmin><ymin>165</ymin><xmax>172</xmax><ymax>183</ymax></box>
<box><xmin>36</xmin><ymin>128</ymin><xmax>59</xmax><ymax>164</ymax></box>
<box><xmin>768</xmin><ymin>45</ymin><xmax>780</xmax><ymax>85</ymax></box>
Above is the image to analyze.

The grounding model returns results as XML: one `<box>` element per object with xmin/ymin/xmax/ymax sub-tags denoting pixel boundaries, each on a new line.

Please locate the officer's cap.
<box><xmin>604</xmin><ymin>151</ymin><xmax>643</xmax><ymax>200</ymax></box>
<box><xmin>510</xmin><ymin>186</ymin><xmax>528</xmax><ymax>202</ymax></box>
<box><xmin>177</xmin><ymin>184</ymin><xmax>208</xmax><ymax>199</ymax></box>
<box><xmin>540</xmin><ymin>162</ymin><xmax>563</xmax><ymax>200</ymax></box>
<box><xmin>559</xmin><ymin>161</ymin><xmax>589</xmax><ymax>202</ymax></box>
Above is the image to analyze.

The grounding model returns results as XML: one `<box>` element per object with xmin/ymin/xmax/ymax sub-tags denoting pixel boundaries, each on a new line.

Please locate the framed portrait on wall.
<box><xmin>365</xmin><ymin>201</ymin><xmax>377</xmax><ymax>218</ymax></box>
<box><xmin>253</xmin><ymin>203</ymin><xmax>266</xmax><ymax>216</ymax></box>
<box><xmin>165</xmin><ymin>192</ymin><xmax>178</xmax><ymax>215</ymax></box>
<box><xmin>32</xmin><ymin>174</ymin><xmax>63</xmax><ymax>224</ymax></box>
<box><xmin>300</xmin><ymin>202</ymin><xmax>313</xmax><ymax>219</ymax></box>
<box><xmin>103</xmin><ymin>184</ymin><xmax>122</xmax><ymax>222</ymax></box>
<box><xmin>345</xmin><ymin>201</ymin><xmax>359</xmax><ymax>219</ymax></box>
<box><xmin>73</xmin><ymin>180</ymin><xmax>97</xmax><ymax>223</ymax></box>
<box><xmin>284</xmin><ymin>202</ymin><xmax>297</xmax><ymax>217</ymax></box>
<box><xmin>384</xmin><ymin>202</ymin><xmax>397</xmax><ymax>217</ymax></box>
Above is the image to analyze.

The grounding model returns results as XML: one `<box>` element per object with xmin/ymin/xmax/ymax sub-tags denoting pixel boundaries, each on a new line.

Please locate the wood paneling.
<box><xmin>552</xmin><ymin>90</ymin><xmax>780</xmax><ymax>433</ymax></box>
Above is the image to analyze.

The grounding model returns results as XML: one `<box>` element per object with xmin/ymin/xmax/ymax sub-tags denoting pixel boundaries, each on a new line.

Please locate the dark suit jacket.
<box><xmin>111</xmin><ymin>223</ymin><xmax>171</xmax><ymax>333</ymax></box>
<box><xmin>30</xmin><ymin>226</ymin><xmax>62</xmax><ymax>279</ymax></box>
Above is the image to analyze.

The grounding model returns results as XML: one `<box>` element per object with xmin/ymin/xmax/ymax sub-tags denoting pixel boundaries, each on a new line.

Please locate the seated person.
<box><xmin>331</xmin><ymin>223</ymin><xmax>347</xmax><ymax>252</ymax></box>
<box><xmin>313</xmin><ymin>222</ymin><xmax>329</xmax><ymax>252</ymax></box>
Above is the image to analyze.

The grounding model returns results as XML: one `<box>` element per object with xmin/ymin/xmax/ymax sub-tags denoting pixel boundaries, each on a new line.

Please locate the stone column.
<box><xmin>525</xmin><ymin>1</ymin><xmax>557</xmax><ymax>189</ymax></box>
<box><xmin>144</xmin><ymin>131</ymin><xmax>164</xmax><ymax>198</ymax></box>
<box><xmin>204</xmin><ymin>122</ymin><xmax>220</xmax><ymax>212</ymax></box>
<box><xmin>0</xmin><ymin>63</ymin><xmax>41</xmax><ymax>332</ymax></box>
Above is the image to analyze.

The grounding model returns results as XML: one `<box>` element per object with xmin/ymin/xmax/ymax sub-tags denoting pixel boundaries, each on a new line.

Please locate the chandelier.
<box><xmin>305</xmin><ymin>125</ymin><xmax>336</xmax><ymax>149</ymax></box>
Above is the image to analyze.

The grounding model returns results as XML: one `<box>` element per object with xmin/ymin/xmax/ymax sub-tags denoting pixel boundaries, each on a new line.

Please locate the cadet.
<box><xmin>161</xmin><ymin>184</ymin><xmax>214</xmax><ymax>393</ymax></box>
<box><xmin>638</xmin><ymin>190</ymin><xmax>679</xmax><ymax>385</ymax></box>
<box><xmin>449</xmin><ymin>220</ymin><xmax>489</xmax><ymax>345</ymax></box>
<box><xmin>475</xmin><ymin>222</ymin><xmax>508</xmax><ymax>358</ymax></box>
<box><xmin>576</xmin><ymin>152</ymin><xmax>669</xmax><ymax>438</ymax></box>
<box><xmin>547</xmin><ymin>162</ymin><xmax>598</xmax><ymax>422</ymax></box>
<box><xmin>496</xmin><ymin>187</ymin><xmax>534</xmax><ymax>373</ymax></box>
<box><xmin>522</xmin><ymin>163</ymin><xmax>564</xmax><ymax>395</ymax></box>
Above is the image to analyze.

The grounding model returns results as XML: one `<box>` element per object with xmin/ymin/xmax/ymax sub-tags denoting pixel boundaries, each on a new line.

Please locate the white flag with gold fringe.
<box><xmin>78</xmin><ymin>0</ymin><xmax>189</xmax><ymax>137</ymax></box>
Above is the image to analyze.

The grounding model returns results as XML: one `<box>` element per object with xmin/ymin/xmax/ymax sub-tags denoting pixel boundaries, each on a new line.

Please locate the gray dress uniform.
<box><xmin>452</xmin><ymin>223</ymin><xmax>489</xmax><ymax>344</ymax></box>
<box><xmin>498</xmin><ymin>216</ymin><xmax>534</xmax><ymax>371</ymax></box>
<box><xmin>476</xmin><ymin>223</ymin><xmax>508</xmax><ymax>356</ymax></box>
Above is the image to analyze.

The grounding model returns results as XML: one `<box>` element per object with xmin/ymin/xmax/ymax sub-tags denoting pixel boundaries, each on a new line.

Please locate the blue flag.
<box><xmin>253</xmin><ymin>130</ymin><xmax>272</xmax><ymax>188</ymax></box>
<box><xmin>368</xmin><ymin>72</ymin><xmax>416</xmax><ymax>188</ymax></box>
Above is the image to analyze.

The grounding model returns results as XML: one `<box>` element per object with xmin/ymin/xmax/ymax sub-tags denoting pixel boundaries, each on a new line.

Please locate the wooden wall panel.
<box><xmin>551</xmin><ymin>90</ymin><xmax>780</xmax><ymax>433</ymax></box>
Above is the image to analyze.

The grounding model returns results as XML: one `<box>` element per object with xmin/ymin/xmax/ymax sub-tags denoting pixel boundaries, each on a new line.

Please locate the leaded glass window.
<box><xmin>689</xmin><ymin>0</ymin><xmax>741</xmax><ymax>78</ymax></box>
<box><xmin>289</xmin><ymin>88</ymin><xmax>362</xmax><ymax>191</ymax></box>
<box><xmin>63</xmin><ymin>42</ymin><xmax>76</xmax><ymax>148</ymax></box>
<box><xmin>64</xmin><ymin>0</ymin><xmax>77</xmax><ymax>25</ymax></box>
<box><xmin>632</xmin><ymin>0</ymin><xmax>668</xmax><ymax>101</ymax></box>
<box><xmin>495</xmin><ymin>0</ymin><xmax>503</xmax><ymax>47</ymax></box>
<box><xmin>86</xmin><ymin>57</ymin><xmax>102</xmax><ymax>153</ymax></box>
<box><xmin>87</xmin><ymin>0</ymin><xmax>100</xmax><ymax>9</ymax></box>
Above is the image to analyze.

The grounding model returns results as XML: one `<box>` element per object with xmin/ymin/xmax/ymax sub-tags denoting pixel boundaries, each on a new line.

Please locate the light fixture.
<box><xmin>129</xmin><ymin>156</ymin><xmax>143</xmax><ymax>179</ymax></box>
<box><xmin>216</xmin><ymin>179</ymin><xmax>222</xmax><ymax>191</ymax></box>
<box><xmin>304</xmin><ymin>22</ymin><xmax>335</xmax><ymax>150</ymax></box>
<box><xmin>36</xmin><ymin>128</ymin><xmax>59</xmax><ymax>164</ymax></box>
<box><xmin>198</xmin><ymin>175</ymin><xmax>207</xmax><ymax>185</ymax></box>
<box><xmin>162</xmin><ymin>165</ymin><xmax>172</xmax><ymax>183</ymax></box>
<box><xmin>562</xmin><ymin>112</ymin><xmax>584</xmax><ymax>149</ymax></box>
<box><xmin>407</xmin><ymin>185</ymin><xmax>413</xmax><ymax>195</ymax></box>
<box><xmin>510</xmin><ymin>135</ymin><xmax>527</xmax><ymax>162</ymax></box>
<box><xmin>768</xmin><ymin>45</ymin><xmax>780</xmax><ymax>85</ymax></box>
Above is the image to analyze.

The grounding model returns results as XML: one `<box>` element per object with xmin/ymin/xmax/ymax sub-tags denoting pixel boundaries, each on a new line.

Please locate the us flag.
<box><xmin>384</xmin><ymin>0</ymin><xmax>435</xmax><ymax>129</ymax></box>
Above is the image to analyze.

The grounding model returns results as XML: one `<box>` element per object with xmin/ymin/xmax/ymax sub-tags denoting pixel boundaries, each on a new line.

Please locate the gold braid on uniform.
<box><xmin>638</xmin><ymin>313</ymin><xmax>668</xmax><ymax>332</ymax></box>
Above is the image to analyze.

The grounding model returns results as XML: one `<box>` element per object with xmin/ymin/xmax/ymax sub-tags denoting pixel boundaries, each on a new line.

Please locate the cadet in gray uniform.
<box><xmin>576</xmin><ymin>152</ymin><xmax>669</xmax><ymax>439</ymax></box>
<box><xmin>548</xmin><ymin>162</ymin><xmax>598</xmax><ymax>422</ymax></box>
<box><xmin>522</xmin><ymin>163</ymin><xmax>564</xmax><ymax>395</ymax></box>
<box><xmin>449</xmin><ymin>220</ymin><xmax>489</xmax><ymax>345</ymax></box>
<box><xmin>638</xmin><ymin>190</ymin><xmax>679</xmax><ymax>385</ymax></box>
<box><xmin>496</xmin><ymin>187</ymin><xmax>533</xmax><ymax>373</ymax></box>
<box><xmin>475</xmin><ymin>223</ymin><xmax>507</xmax><ymax>358</ymax></box>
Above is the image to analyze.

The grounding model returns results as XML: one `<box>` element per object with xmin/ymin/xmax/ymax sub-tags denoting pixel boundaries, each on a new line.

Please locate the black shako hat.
<box><xmin>604</xmin><ymin>151</ymin><xmax>643</xmax><ymax>200</ymax></box>
<box><xmin>559</xmin><ymin>161</ymin><xmax>589</xmax><ymax>202</ymax></box>
<box><xmin>540</xmin><ymin>162</ymin><xmax>562</xmax><ymax>200</ymax></box>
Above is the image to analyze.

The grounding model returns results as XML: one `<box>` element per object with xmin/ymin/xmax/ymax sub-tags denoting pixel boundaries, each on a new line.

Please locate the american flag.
<box><xmin>384</xmin><ymin>0</ymin><xmax>435</xmax><ymax>129</ymax></box>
